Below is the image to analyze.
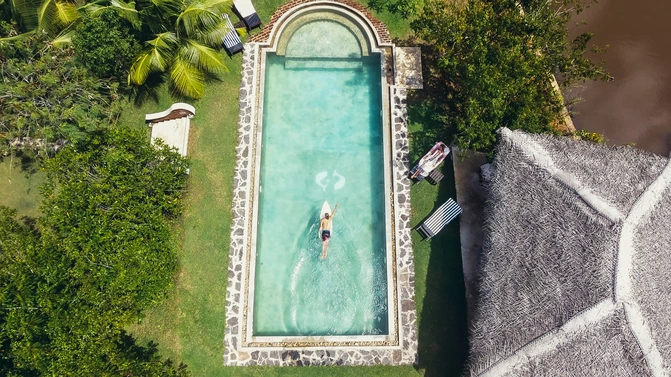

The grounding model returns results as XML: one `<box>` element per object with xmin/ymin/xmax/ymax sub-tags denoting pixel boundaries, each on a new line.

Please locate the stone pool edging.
<box><xmin>224</xmin><ymin>1</ymin><xmax>418</xmax><ymax>366</ymax></box>
<box><xmin>249</xmin><ymin>0</ymin><xmax>391</xmax><ymax>45</ymax></box>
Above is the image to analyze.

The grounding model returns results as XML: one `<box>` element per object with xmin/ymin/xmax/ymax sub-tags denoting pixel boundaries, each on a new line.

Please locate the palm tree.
<box><xmin>1</xmin><ymin>0</ymin><xmax>139</xmax><ymax>44</ymax></box>
<box><xmin>128</xmin><ymin>0</ymin><xmax>234</xmax><ymax>99</ymax></box>
<box><xmin>0</xmin><ymin>0</ymin><xmax>39</xmax><ymax>33</ymax></box>
<box><xmin>2</xmin><ymin>0</ymin><xmax>234</xmax><ymax>99</ymax></box>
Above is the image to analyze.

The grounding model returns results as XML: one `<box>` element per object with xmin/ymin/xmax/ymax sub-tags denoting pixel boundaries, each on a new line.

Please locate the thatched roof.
<box><xmin>467</xmin><ymin>128</ymin><xmax>671</xmax><ymax>377</ymax></box>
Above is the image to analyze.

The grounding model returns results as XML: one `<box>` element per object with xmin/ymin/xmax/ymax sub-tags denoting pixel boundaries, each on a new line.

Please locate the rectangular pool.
<box><xmin>252</xmin><ymin>53</ymin><xmax>389</xmax><ymax>336</ymax></box>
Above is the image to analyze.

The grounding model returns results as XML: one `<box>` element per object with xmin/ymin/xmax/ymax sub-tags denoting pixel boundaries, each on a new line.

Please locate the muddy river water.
<box><xmin>565</xmin><ymin>0</ymin><xmax>671</xmax><ymax>156</ymax></box>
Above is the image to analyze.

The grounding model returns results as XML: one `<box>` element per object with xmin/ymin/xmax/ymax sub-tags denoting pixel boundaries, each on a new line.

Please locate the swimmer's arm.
<box><xmin>318</xmin><ymin>220</ymin><xmax>323</xmax><ymax>236</ymax></box>
<box><xmin>331</xmin><ymin>204</ymin><xmax>338</xmax><ymax>217</ymax></box>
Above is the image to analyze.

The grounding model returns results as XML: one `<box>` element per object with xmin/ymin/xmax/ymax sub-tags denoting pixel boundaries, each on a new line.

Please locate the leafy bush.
<box><xmin>128</xmin><ymin>0</ymin><xmax>231</xmax><ymax>99</ymax></box>
<box><xmin>0</xmin><ymin>20</ymin><xmax>11</xmax><ymax>36</ymax></box>
<box><xmin>0</xmin><ymin>127</ymin><xmax>190</xmax><ymax>375</ymax></box>
<box><xmin>412</xmin><ymin>0</ymin><xmax>611</xmax><ymax>152</ymax></box>
<box><xmin>72</xmin><ymin>10</ymin><xmax>141</xmax><ymax>79</ymax></box>
<box><xmin>0</xmin><ymin>35</ymin><xmax>121</xmax><ymax>157</ymax></box>
<box><xmin>367</xmin><ymin>0</ymin><xmax>424</xmax><ymax>17</ymax></box>
<box><xmin>573</xmin><ymin>129</ymin><xmax>606</xmax><ymax>144</ymax></box>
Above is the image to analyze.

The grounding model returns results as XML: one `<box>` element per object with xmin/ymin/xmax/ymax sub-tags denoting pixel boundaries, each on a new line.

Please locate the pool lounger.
<box><xmin>418</xmin><ymin>198</ymin><xmax>462</xmax><ymax>239</ymax></box>
<box><xmin>233</xmin><ymin>0</ymin><xmax>262</xmax><ymax>30</ymax></box>
<box><xmin>222</xmin><ymin>14</ymin><xmax>244</xmax><ymax>55</ymax></box>
<box><xmin>410</xmin><ymin>141</ymin><xmax>450</xmax><ymax>181</ymax></box>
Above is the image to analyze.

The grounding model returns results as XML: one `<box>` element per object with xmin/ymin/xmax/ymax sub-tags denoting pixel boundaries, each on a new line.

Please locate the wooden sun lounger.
<box><xmin>427</xmin><ymin>169</ymin><xmax>444</xmax><ymax>185</ymax></box>
<box><xmin>418</xmin><ymin>198</ymin><xmax>462</xmax><ymax>239</ymax></box>
<box><xmin>222</xmin><ymin>14</ymin><xmax>243</xmax><ymax>55</ymax></box>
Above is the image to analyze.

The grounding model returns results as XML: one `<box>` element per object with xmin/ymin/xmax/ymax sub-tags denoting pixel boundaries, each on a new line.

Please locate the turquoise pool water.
<box><xmin>252</xmin><ymin>29</ymin><xmax>388</xmax><ymax>336</ymax></box>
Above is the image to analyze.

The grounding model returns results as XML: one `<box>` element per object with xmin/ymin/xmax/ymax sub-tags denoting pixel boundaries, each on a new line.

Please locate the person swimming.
<box><xmin>318</xmin><ymin>203</ymin><xmax>338</xmax><ymax>259</ymax></box>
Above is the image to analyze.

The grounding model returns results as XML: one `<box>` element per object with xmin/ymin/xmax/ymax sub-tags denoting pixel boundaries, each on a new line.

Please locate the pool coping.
<box><xmin>224</xmin><ymin>1</ymin><xmax>417</xmax><ymax>366</ymax></box>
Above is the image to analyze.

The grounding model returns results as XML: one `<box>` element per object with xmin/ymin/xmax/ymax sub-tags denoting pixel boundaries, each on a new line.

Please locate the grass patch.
<box><xmin>0</xmin><ymin>158</ymin><xmax>46</xmax><ymax>219</ymax></box>
<box><xmin>409</xmin><ymin>157</ymin><xmax>468</xmax><ymax>377</ymax></box>
<box><xmin>118</xmin><ymin>2</ymin><xmax>467</xmax><ymax>376</ymax></box>
<box><xmin>0</xmin><ymin>1</ymin><xmax>469</xmax><ymax>375</ymax></box>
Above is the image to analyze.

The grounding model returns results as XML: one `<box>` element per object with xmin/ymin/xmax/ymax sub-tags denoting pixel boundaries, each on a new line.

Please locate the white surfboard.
<box><xmin>320</xmin><ymin>201</ymin><xmax>332</xmax><ymax>235</ymax></box>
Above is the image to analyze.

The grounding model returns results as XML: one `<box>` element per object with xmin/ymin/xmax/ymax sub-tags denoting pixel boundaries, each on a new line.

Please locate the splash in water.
<box><xmin>285</xmin><ymin>209</ymin><xmax>388</xmax><ymax>336</ymax></box>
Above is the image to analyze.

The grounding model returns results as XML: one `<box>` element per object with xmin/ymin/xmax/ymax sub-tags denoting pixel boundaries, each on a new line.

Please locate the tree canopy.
<box><xmin>0</xmin><ymin>127</ymin><xmax>190</xmax><ymax>376</ymax></box>
<box><xmin>0</xmin><ymin>35</ymin><xmax>122</xmax><ymax>157</ymax></box>
<box><xmin>128</xmin><ymin>0</ymin><xmax>232</xmax><ymax>99</ymax></box>
<box><xmin>72</xmin><ymin>10</ymin><xmax>141</xmax><ymax>79</ymax></box>
<box><xmin>412</xmin><ymin>0</ymin><xmax>610</xmax><ymax>152</ymax></box>
<box><xmin>1</xmin><ymin>0</ymin><xmax>235</xmax><ymax>99</ymax></box>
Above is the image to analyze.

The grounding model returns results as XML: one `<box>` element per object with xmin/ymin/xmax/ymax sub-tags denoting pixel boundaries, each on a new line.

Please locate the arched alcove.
<box><xmin>275</xmin><ymin>10</ymin><xmax>372</xmax><ymax>57</ymax></box>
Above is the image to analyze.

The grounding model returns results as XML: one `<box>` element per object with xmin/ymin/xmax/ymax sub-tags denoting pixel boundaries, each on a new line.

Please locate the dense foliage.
<box><xmin>413</xmin><ymin>0</ymin><xmax>610</xmax><ymax>152</ymax></box>
<box><xmin>0</xmin><ymin>36</ymin><xmax>121</xmax><ymax>156</ymax></box>
<box><xmin>0</xmin><ymin>127</ymin><xmax>189</xmax><ymax>376</ymax></box>
<box><xmin>0</xmin><ymin>0</ymin><xmax>234</xmax><ymax>99</ymax></box>
<box><xmin>73</xmin><ymin>10</ymin><xmax>141</xmax><ymax>79</ymax></box>
<box><xmin>573</xmin><ymin>129</ymin><xmax>605</xmax><ymax>144</ymax></box>
<box><xmin>368</xmin><ymin>0</ymin><xmax>423</xmax><ymax>18</ymax></box>
<box><xmin>128</xmin><ymin>0</ymin><xmax>232</xmax><ymax>99</ymax></box>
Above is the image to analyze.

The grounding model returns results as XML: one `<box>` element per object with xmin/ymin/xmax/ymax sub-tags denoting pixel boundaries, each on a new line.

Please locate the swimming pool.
<box><xmin>253</xmin><ymin>50</ymin><xmax>388</xmax><ymax>336</ymax></box>
<box><xmin>225</xmin><ymin>1</ymin><xmax>418</xmax><ymax>366</ymax></box>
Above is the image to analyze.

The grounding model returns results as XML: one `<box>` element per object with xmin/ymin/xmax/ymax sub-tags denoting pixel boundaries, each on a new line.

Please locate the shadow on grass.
<box><xmin>128</xmin><ymin>72</ymin><xmax>166</xmax><ymax>106</ymax></box>
<box><xmin>393</xmin><ymin>36</ymin><xmax>460</xmax><ymax>163</ymax></box>
<box><xmin>0</xmin><ymin>151</ymin><xmax>40</xmax><ymax>174</ymax></box>
<box><xmin>415</xmin><ymin>162</ymin><xmax>469</xmax><ymax>377</ymax></box>
<box><xmin>395</xmin><ymin>36</ymin><xmax>469</xmax><ymax>376</ymax></box>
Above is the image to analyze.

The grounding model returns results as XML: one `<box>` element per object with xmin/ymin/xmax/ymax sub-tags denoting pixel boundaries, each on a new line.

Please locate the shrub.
<box><xmin>573</xmin><ymin>129</ymin><xmax>606</xmax><ymax>144</ymax></box>
<box><xmin>0</xmin><ymin>127</ymin><xmax>190</xmax><ymax>375</ymax></box>
<box><xmin>1</xmin><ymin>35</ymin><xmax>122</xmax><ymax>157</ymax></box>
<box><xmin>72</xmin><ymin>10</ymin><xmax>141</xmax><ymax>79</ymax></box>
<box><xmin>412</xmin><ymin>0</ymin><xmax>611</xmax><ymax>152</ymax></box>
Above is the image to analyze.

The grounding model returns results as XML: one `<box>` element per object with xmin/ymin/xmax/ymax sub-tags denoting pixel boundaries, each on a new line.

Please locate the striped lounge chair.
<box><xmin>418</xmin><ymin>198</ymin><xmax>462</xmax><ymax>239</ymax></box>
<box><xmin>222</xmin><ymin>14</ymin><xmax>243</xmax><ymax>55</ymax></box>
<box><xmin>233</xmin><ymin>0</ymin><xmax>262</xmax><ymax>30</ymax></box>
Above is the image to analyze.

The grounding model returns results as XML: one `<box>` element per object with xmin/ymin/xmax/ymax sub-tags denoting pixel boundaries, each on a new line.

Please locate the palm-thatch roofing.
<box><xmin>467</xmin><ymin>128</ymin><xmax>671</xmax><ymax>377</ymax></box>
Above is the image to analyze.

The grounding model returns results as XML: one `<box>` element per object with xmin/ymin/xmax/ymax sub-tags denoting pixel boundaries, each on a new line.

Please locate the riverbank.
<box><xmin>565</xmin><ymin>0</ymin><xmax>671</xmax><ymax>156</ymax></box>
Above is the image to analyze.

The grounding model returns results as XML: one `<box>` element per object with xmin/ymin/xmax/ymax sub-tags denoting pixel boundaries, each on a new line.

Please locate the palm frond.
<box><xmin>55</xmin><ymin>1</ymin><xmax>79</xmax><ymax>24</ymax></box>
<box><xmin>37</xmin><ymin>0</ymin><xmax>79</xmax><ymax>37</ymax></box>
<box><xmin>188</xmin><ymin>21</ymin><xmax>228</xmax><ymax>46</ymax></box>
<box><xmin>128</xmin><ymin>31</ymin><xmax>178</xmax><ymax>85</ymax></box>
<box><xmin>180</xmin><ymin>39</ymin><xmax>228</xmax><ymax>74</ymax></box>
<box><xmin>80</xmin><ymin>3</ymin><xmax>104</xmax><ymax>14</ymax></box>
<box><xmin>170</xmin><ymin>56</ymin><xmax>204</xmax><ymax>98</ymax></box>
<box><xmin>0</xmin><ymin>29</ymin><xmax>34</xmax><ymax>42</ymax></box>
<box><xmin>8</xmin><ymin>0</ymin><xmax>41</xmax><ymax>30</ymax></box>
<box><xmin>81</xmin><ymin>0</ymin><xmax>140</xmax><ymax>29</ymax></box>
<box><xmin>175</xmin><ymin>0</ymin><xmax>230</xmax><ymax>39</ymax></box>
<box><xmin>128</xmin><ymin>51</ymin><xmax>155</xmax><ymax>85</ymax></box>
<box><xmin>108</xmin><ymin>0</ymin><xmax>141</xmax><ymax>29</ymax></box>
<box><xmin>202</xmin><ymin>0</ymin><xmax>232</xmax><ymax>12</ymax></box>
<box><xmin>148</xmin><ymin>31</ymin><xmax>178</xmax><ymax>50</ymax></box>
<box><xmin>51</xmin><ymin>28</ymin><xmax>74</xmax><ymax>46</ymax></box>
<box><xmin>148</xmin><ymin>45</ymin><xmax>169</xmax><ymax>70</ymax></box>
<box><xmin>149</xmin><ymin>0</ymin><xmax>180</xmax><ymax>14</ymax></box>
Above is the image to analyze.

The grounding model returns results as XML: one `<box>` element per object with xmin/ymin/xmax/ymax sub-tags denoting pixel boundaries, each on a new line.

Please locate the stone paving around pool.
<box><xmin>224</xmin><ymin>0</ymin><xmax>421</xmax><ymax>367</ymax></box>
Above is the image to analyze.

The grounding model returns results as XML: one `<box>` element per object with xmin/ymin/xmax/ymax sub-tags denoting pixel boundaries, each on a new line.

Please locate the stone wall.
<box><xmin>223</xmin><ymin>1</ymin><xmax>419</xmax><ymax>366</ymax></box>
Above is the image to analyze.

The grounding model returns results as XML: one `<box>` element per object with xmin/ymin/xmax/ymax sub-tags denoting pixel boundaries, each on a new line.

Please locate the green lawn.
<box><xmin>0</xmin><ymin>158</ymin><xmax>46</xmax><ymax>219</ymax></box>
<box><xmin>126</xmin><ymin>82</ymin><xmax>468</xmax><ymax>377</ymax></box>
<box><xmin>0</xmin><ymin>1</ymin><xmax>468</xmax><ymax>375</ymax></box>
<box><xmin>125</xmin><ymin>15</ymin><xmax>467</xmax><ymax>377</ymax></box>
